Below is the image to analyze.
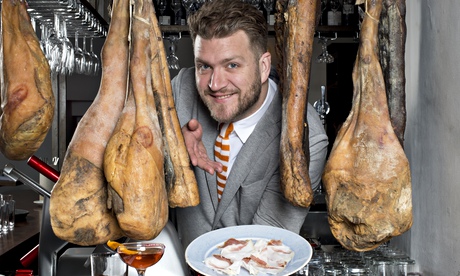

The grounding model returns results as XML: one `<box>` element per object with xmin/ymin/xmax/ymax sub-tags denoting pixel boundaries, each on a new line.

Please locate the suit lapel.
<box><xmin>201</xmin><ymin>118</ymin><xmax>220</xmax><ymax>210</ymax></box>
<box><xmin>212</xmin><ymin>92</ymin><xmax>282</xmax><ymax>228</ymax></box>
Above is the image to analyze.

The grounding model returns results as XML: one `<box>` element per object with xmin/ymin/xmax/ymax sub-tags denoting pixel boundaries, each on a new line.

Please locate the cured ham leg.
<box><xmin>322</xmin><ymin>0</ymin><xmax>412</xmax><ymax>251</ymax></box>
<box><xmin>104</xmin><ymin>0</ymin><xmax>168</xmax><ymax>240</ymax></box>
<box><xmin>147</xmin><ymin>5</ymin><xmax>199</xmax><ymax>208</ymax></box>
<box><xmin>49</xmin><ymin>0</ymin><xmax>130</xmax><ymax>245</ymax></box>
<box><xmin>278</xmin><ymin>0</ymin><xmax>318</xmax><ymax>207</ymax></box>
<box><xmin>1</xmin><ymin>0</ymin><xmax>54</xmax><ymax>160</ymax></box>
<box><xmin>104</xmin><ymin>90</ymin><xmax>136</xmax><ymax>230</ymax></box>
<box><xmin>378</xmin><ymin>0</ymin><xmax>407</xmax><ymax>146</ymax></box>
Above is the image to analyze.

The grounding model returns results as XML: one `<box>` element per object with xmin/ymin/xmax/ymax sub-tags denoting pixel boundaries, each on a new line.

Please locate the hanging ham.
<box><xmin>104</xmin><ymin>0</ymin><xmax>168</xmax><ymax>240</ymax></box>
<box><xmin>147</xmin><ymin>1</ymin><xmax>200</xmax><ymax>208</ymax></box>
<box><xmin>322</xmin><ymin>0</ymin><xmax>412</xmax><ymax>251</ymax></box>
<box><xmin>0</xmin><ymin>0</ymin><xmax>54</xmax><ymax>160</ymax></box>
<box><xmin>276</xmin><ymin>0</ymin><xmax>318</xmax><ymax>208</ymax></box>
<box><xmin>49</xmin><ymin>0</ymin><xmax>130</xmax><ymax>245</ymax></box>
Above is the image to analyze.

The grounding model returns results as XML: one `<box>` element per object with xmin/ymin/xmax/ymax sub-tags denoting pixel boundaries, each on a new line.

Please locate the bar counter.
<box><xmin>0</xmin><ymin>185</ymin><xmax>42</xmax><ymax>272</ymax></box>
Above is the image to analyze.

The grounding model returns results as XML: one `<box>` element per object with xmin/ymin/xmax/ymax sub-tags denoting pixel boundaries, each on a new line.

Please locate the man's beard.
<box><xmin>200</xmin><ymin>72</ymin><xmax>262</xmax><ymax>123</ymax></box>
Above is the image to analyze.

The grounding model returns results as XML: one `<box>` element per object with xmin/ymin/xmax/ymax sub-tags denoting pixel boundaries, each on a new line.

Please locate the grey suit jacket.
<box><xmin>170</xmin><ymin>68</ymin><xmax>328</xmax><ymax>249</ymax></box>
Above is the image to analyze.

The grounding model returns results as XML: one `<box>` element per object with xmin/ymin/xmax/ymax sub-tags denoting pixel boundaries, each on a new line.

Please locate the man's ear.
<box><xmin>259</xmin><ymin>51</ymin><xmax>272</xmax><ymax>83</ymax></box>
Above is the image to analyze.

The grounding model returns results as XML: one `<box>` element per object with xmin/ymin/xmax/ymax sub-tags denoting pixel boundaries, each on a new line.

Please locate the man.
<box><xmin>170</xmin><ymin>0</ymin><xmax>328</xmax><ymax>248</ymax></box>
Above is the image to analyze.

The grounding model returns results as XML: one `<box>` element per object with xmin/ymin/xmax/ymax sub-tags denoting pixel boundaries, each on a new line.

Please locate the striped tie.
<box><xmin>214</xmin><ymin>123</ymin><xmax>234</xmax><ymax>202</ymax></box>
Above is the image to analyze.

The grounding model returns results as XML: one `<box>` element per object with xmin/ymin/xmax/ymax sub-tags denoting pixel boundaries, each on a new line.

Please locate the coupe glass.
<box><xmin>316</xmin><ymin>33</ymin><xmax>336</xmax><ymax>64</ymax></box>
<box><xmin>316</xmin><ymin>37</ymin><xmax>334</xmax><ymax>64</ymax></box>
<box><xmin>117</xmin><ymin>242</ymin><xmax>165</xmax><ymax>276</ymax></box>
<box><xmin>157</xmin><ymin>0</ymin><xmax>167</xmax><ymax>16</ymax></box>
<box><xmin>171</xmin><ymin>0</ymin><xmax>182</xmax><ymax>25</ymax></box>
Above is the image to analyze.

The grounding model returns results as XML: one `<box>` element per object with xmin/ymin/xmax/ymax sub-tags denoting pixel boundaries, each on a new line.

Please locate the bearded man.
<box><xmin>170</xmin><ymin>0</ymin><xmax>328</xmax><ymax>249</ymax></box>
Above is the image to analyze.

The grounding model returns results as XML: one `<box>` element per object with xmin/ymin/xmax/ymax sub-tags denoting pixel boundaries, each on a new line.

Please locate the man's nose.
<box><xmin>209</xmin><ymin>69</ymin><xmax>228</xmax><ymax>91</ymax></box>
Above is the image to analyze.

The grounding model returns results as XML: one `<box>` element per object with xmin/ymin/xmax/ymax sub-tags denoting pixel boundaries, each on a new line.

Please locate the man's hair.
<box><xmin>187</xmin><ymin>0</ymin><xmax>268</xmax><ymax>58</ymax></box>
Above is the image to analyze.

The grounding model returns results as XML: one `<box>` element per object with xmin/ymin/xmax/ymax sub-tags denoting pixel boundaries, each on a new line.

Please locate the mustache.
<box><xmin>204</xmin><ymin>87</ymin><xmax>240</xmax><ymax>95</ymax></box>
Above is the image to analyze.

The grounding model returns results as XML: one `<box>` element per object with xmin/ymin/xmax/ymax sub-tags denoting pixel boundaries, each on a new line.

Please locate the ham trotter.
<box><xmin>49</xmin><ymin>0</ymin><xmax>129</xmax><ymax>246</ymax></box>
<box><xmin>278</xmin><ymin>0</ymin><xmax>318</xmax><ymax>207</ymax></box>
<box><xmin>1</xmin><ymin>0</ymin><xmax>54</xmax><ymax>160</ymax></box>
<box><xmin>104</xmin><ymin>0</ymin><xmax>168</xmax><ymax>240</ymax></box>
<box><xmin>322</xmin><ymin>0</ymin><xmax>412</xmax><ymax>251</ymax></box>
<box><xmin>147</xmin><ymin>4</ymin><xmax>199</xmax><ymax>208</ymax></box>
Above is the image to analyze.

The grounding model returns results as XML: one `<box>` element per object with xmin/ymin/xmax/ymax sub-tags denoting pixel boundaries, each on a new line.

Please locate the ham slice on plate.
<box><xmin>204</xmin><ymin>255</ymin><xmax>242</xmax><ymax>275</ymax></box>
<box><xmin>219</xmin><ymin>238</ymin><xmax>255</xmax><ymax>262</ymax></box>
<box><xmin>204</xmin><ymin>238</ymin><xmax>294</xmax><ymax>275</ymax></box>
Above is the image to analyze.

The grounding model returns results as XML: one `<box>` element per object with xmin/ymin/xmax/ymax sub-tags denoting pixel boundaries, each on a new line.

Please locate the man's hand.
<box><xmin>182</xmin><ymin>119</ymin><xmax>223</xmax><ymax>175</ymax></box>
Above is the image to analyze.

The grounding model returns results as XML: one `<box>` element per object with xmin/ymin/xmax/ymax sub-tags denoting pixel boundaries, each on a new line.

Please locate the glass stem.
<box><xmin>136</xmin><ymin>270</ymin><xmax>146</xmax><ymax>276</ymax></box>
<box><xmin>321</xmin><ymin>39</ymin><xmax>328</xmax><ymax>54</ymax></box>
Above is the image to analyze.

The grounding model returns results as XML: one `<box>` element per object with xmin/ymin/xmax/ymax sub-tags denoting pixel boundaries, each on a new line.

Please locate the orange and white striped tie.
<box><xmin>214</xmin><ymin>123</ymin><xmax>234</xmax><ymax>202</ymax></box>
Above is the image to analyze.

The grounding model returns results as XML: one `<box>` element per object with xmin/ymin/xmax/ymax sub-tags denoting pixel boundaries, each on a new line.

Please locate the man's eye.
<box><xmin>228</xmin><ymin>63</ymin><xmax>238</xmax><ymax>69</ymax></box>
<box><xmin>197</xmin><ymin>64</ymin><xmax>210</xmax><ymax>73</ymax></box>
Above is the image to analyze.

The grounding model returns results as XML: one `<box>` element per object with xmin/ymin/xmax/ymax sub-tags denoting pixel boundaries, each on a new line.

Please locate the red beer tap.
<box><xmin>27</xmin><ymin>155</ymin><xmax>60</xmax><ymax>183</ymax></box>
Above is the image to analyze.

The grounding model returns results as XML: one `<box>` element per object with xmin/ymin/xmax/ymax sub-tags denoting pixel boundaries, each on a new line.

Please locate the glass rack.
<box><xmin>26</xmin><ymin>0</ymin><xmax>108</xmax><ymax>38</ymax></box>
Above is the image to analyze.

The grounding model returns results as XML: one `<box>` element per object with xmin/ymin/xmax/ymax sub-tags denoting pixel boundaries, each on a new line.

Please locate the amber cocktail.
<box><xmin>117</xmin><ymin>242</ymin><xmax>165</xmax><ymax>276</ymax></box>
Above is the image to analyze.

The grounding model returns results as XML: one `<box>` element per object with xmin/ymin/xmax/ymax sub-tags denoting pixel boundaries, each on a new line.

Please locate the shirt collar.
<box><xmin>232</xmin><ymin>79</ymin><xmax>277</xmax><ymax>143</ymax></box>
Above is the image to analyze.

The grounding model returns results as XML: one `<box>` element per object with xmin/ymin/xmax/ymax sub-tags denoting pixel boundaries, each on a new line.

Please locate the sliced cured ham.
<box><xmin>277</xmin><ymin>0</ymin><xmax>318</xmax><ymax>207</ymax></box>
<box><xmin>204</xmin><ymin>238</ymin><xmax>294</xmax><ymax>275</ymax></box>
<box><xmin>204</xmin><ymin>255</ymin><xmax>242</xmax><ymax>275</ymax></box>
<box><xmin>219</xmin><ymin>239</ymin><xmax>255</xmax><ymax>262</ymax></box>
<box><xmin>104</xmin><ymin>0</ymin><xmax>168</xmax><ymax>240</ymax></box>
<box><xmin>49</xmin><ymin>0</ymin><xmax>130</xmax><ymax>245</ymax></box>
<box><xmin>322</xmin><ymin>0</ymin><xmax>412</xmax><ymax>251</ymax></box>
<box><xmin>1</xmin><ymin>0</ymin><xmax>54</xmax><ymax>160</ymax></box>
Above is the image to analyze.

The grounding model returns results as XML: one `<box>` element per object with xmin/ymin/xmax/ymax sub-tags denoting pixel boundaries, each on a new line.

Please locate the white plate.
<box><xmin>185</xmin><ymin>225</ymin><xmax>312</xmax><ymax>276</ymax></box>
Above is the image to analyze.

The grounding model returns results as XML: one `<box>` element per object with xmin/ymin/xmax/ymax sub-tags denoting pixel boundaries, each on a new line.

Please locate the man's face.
<box><xmin>194</xmin><ymin>30</ymin><xmax>271</xmax><ymax>123</ymax></box>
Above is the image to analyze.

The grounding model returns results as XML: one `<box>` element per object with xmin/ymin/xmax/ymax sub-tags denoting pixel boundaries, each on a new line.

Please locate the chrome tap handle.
<box><xmin>314</xmin><ymin>85</ymin><xmax>330</xmax><ymax>126</ymax></box>
<box><xmin>2</xmin><ymin>164</ymin><xmax>52</xmax><ymax>198</ymax></box>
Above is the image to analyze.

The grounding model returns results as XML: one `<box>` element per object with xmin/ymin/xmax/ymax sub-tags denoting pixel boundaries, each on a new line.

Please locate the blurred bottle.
<box><xmin>179</xmin><ymin>4</ymin><xmax>187</xmax><ymax>25</ymax></box>
<box><xmin>157</xmin><ymin>0</ymin><xmax>170</xmax><ymax>25</ymax></box>
<box><xmin>327</xmin><ymin>0</ymin><xmax>342</xmax><ymax>26</ymax></box>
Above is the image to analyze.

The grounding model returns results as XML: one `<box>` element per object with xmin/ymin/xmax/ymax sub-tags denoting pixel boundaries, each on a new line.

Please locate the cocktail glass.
<box><xmin>117</xmin><ymin>242</ymin><xmax>165</xmax><ymax>276</ymax></box>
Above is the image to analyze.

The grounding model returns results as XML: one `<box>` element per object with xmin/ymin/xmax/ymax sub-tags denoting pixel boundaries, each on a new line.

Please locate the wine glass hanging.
<box><xmin>27</xmin><ymin>0</ymin><xmax>107</xmax><ymax>75</ymax></box>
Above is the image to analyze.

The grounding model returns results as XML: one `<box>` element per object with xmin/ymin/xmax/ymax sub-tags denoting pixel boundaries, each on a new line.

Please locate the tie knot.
<box><xmin>220</xmin><ymin>122</ymin><xmax>234</xmax><ymax>139</ymax></box>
